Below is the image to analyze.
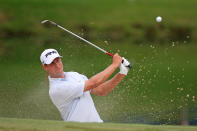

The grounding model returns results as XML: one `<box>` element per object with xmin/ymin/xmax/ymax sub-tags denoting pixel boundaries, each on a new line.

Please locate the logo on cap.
<box><xmin>45</xmin><ymin>51</ymin><xmax>57</xmax><ymax>58</ymax></box>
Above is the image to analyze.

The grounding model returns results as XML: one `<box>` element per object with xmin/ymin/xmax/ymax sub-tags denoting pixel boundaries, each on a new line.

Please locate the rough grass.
<box><xmin>0</xmin><ymin>117</ymin><xmax>197</xmax><ymax>131</ymax></box>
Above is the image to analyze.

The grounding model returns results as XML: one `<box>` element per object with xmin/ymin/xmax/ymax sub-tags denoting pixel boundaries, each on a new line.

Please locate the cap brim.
<box><xmin>45</xmin><ymin>55</ymin><xmax>62</xmax><ymax>64</ymax></box>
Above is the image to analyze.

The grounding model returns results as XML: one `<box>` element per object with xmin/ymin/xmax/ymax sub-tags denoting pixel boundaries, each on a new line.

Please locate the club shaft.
<box><xmin>55</xmin><ymin>23</ymin><xmax>109</xmax><ymax>55</ymax></box>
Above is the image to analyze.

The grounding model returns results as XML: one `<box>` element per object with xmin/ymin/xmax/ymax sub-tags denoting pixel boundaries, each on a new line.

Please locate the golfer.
<box><xmin>40</xmin><ymin>48</ymin><xmax>130</xmax><ymax>122</ymax></box>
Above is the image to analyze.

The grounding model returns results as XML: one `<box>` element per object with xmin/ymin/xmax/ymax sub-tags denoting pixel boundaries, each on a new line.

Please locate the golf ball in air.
<box><xmin>156</xmin><ymin>16</ymin><xmax>162</xmax><ymax>22</ymax></box>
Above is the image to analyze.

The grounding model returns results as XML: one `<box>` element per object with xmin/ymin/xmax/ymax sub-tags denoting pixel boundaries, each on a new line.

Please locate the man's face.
<box><xmin>43</xmin><ymin>57</ymin><xmax>63</xmax><ymax>76</ymax></box>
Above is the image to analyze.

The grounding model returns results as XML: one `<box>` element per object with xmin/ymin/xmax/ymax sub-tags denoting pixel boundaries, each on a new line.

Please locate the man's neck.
<box><xmin>50</xmin><ymin>72</ymin><xmax>65</xmax><ymax>78</ymax></box>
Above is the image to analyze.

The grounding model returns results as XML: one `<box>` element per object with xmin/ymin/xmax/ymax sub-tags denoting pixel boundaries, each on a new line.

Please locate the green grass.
<box><xmin>1</xmin><ymin>0</ymin><xmax>197</xmax><ymax>26</ymax></box>
<box><xmin>0</xmin><ymin>117</ymin><xmax>197</xmax><ymax>131</ymax></box>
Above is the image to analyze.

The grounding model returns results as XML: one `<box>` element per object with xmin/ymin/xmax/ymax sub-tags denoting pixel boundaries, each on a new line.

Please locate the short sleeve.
<box><xmin>80</xmin><ymin>74</ymin><xmax>88</xmax><ymax>81</ymax></box>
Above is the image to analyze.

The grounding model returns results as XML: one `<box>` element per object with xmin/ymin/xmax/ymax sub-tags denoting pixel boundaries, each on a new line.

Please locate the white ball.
<box><xmin>156</xmin><ymin>16</ymin><xmax>162</xmax><ymax>22</ymax></box>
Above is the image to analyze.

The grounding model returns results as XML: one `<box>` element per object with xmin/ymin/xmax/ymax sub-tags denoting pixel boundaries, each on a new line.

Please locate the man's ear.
<box><xmin>42</xmin><ymin>64</ymin><xmax>47</xmax><ymax>70</ymax></box>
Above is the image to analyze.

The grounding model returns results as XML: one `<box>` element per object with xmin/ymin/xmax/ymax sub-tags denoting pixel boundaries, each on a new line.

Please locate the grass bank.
<box><xmin>0</xmin><ymin>117</ymin><xmax>197</xmax><ymax>131</ymax></box>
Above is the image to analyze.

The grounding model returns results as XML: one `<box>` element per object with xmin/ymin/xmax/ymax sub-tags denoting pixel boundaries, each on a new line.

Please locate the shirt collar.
<box><xmin>48</xmin><ymin>72</ymin><xmax>67</xmax><ymax>81</ymax></box>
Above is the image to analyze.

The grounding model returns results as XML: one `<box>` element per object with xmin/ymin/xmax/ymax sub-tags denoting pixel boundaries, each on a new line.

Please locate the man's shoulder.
<box><xmin>65</xmin><ymin>71</ymin><xmax>88</xmax><ymax>81</ymax></box>
<box><xmin>65</xmin><ymin>71</ymin><xmax>86</xmax><ymax>77</ymax></box>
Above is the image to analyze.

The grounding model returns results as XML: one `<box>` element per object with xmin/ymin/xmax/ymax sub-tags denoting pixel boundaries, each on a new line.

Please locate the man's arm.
<box><xmin>91</xmin><ymin>73</ymin><xmax>125</xmax><ymax>96</ymax></box>
<box><xmin>84</xmin><ymin>53</ymin><xmax>122</xmax><ymax>92</ymax></box>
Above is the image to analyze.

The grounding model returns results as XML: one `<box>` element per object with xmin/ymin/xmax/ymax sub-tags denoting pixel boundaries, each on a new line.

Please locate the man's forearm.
<box><xmin>91</xmin><ymin>73</ymin><xmax>125</xmax><ymax>96</ymax></box>
<box><xmin>90</xmin><ymin>64</ymin><xmax>117</xmax><ymax>84</ymax></box>
<box><xmin>84</xmin><ymin>64</ymin><xmax>118</xmax><ymax>91</ymax></box>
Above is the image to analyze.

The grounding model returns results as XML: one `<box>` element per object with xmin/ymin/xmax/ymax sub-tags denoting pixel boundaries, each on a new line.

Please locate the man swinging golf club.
<box><xmin>40</xmin><ymin>48</ymin><xmax>130</xmax><ymax>122</ymax></box>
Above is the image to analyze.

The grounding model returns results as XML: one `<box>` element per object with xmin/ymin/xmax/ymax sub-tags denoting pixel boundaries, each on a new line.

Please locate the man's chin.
<box><xmin>53</xmin><ymin>71</ymin><xmax>64</xmax><ymax>76</ymax></box>
<box><xmin>56</xmin><ymin>72</ymin><xmax>63</xmax><ymax>75</ymax></box>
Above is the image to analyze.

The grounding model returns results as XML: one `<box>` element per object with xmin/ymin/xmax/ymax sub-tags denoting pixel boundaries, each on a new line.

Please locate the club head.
<box><xmin>41</xmin><ymin>20</ymin><xmax>57</xmax><ymax>28</ymax></box>
<box><xmin>41</xmin><ymin>20</ymin><xmax>49</xmax><ymax>24</ymax></box>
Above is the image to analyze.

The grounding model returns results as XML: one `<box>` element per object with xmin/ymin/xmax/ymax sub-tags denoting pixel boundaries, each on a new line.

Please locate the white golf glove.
<box><xmin>119</xmin><ymin>57</ymin><xmax>130</xmax><ymax>75</ymax></box>
<box><xmin>122</xmin><ymin>57</ymin><xmax>130</xmax><ymax>67</ymax></box>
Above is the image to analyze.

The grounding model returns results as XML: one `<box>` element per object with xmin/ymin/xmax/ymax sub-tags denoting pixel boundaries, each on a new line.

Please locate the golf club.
<box><xmin>41</xmin><ymin>20</ymin><xmax>131</xmax><ymax>68</ymax></box>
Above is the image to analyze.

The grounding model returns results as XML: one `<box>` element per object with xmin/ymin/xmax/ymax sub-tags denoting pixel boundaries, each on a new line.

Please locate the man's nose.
<box><xmin>55</xmin><ymin>62</ymin><xmax>60</xmax><ymax>67</ymax></box>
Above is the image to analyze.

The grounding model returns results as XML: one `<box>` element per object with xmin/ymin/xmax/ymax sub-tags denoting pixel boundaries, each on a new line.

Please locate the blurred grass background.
<box><xmin>0</xmin><ymin>0</ymin><xmax>197</xmax><ymax>125</ymax></box>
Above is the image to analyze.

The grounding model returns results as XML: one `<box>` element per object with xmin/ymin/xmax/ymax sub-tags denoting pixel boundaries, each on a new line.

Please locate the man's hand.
<box><xmin>112</xmin><ymin>53</ymin><xmax>122</xmax><ymax>68</ymax></box>
<box><xmin>119</xmin><ymin>57</ymin><xmax>130</xmax><ymax>75</ymax></box>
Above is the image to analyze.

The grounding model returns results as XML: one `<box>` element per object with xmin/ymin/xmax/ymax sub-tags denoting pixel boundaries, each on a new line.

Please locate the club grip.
<box><xmin>106</xmin><ymin>52</ymin><xmax>131</xmax><ymax>68</ymax></box>
<box><xmin>106</xmin><ymin>52</ymin><xmax>114</xmax><ymax>57</ymax></box>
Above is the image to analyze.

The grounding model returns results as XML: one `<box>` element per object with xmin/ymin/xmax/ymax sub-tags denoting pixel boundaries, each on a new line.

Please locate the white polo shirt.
<box><xmin>48</xmin><ymin>72</ymin><xmax>103</xmax><ymax>123</ymax></box>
